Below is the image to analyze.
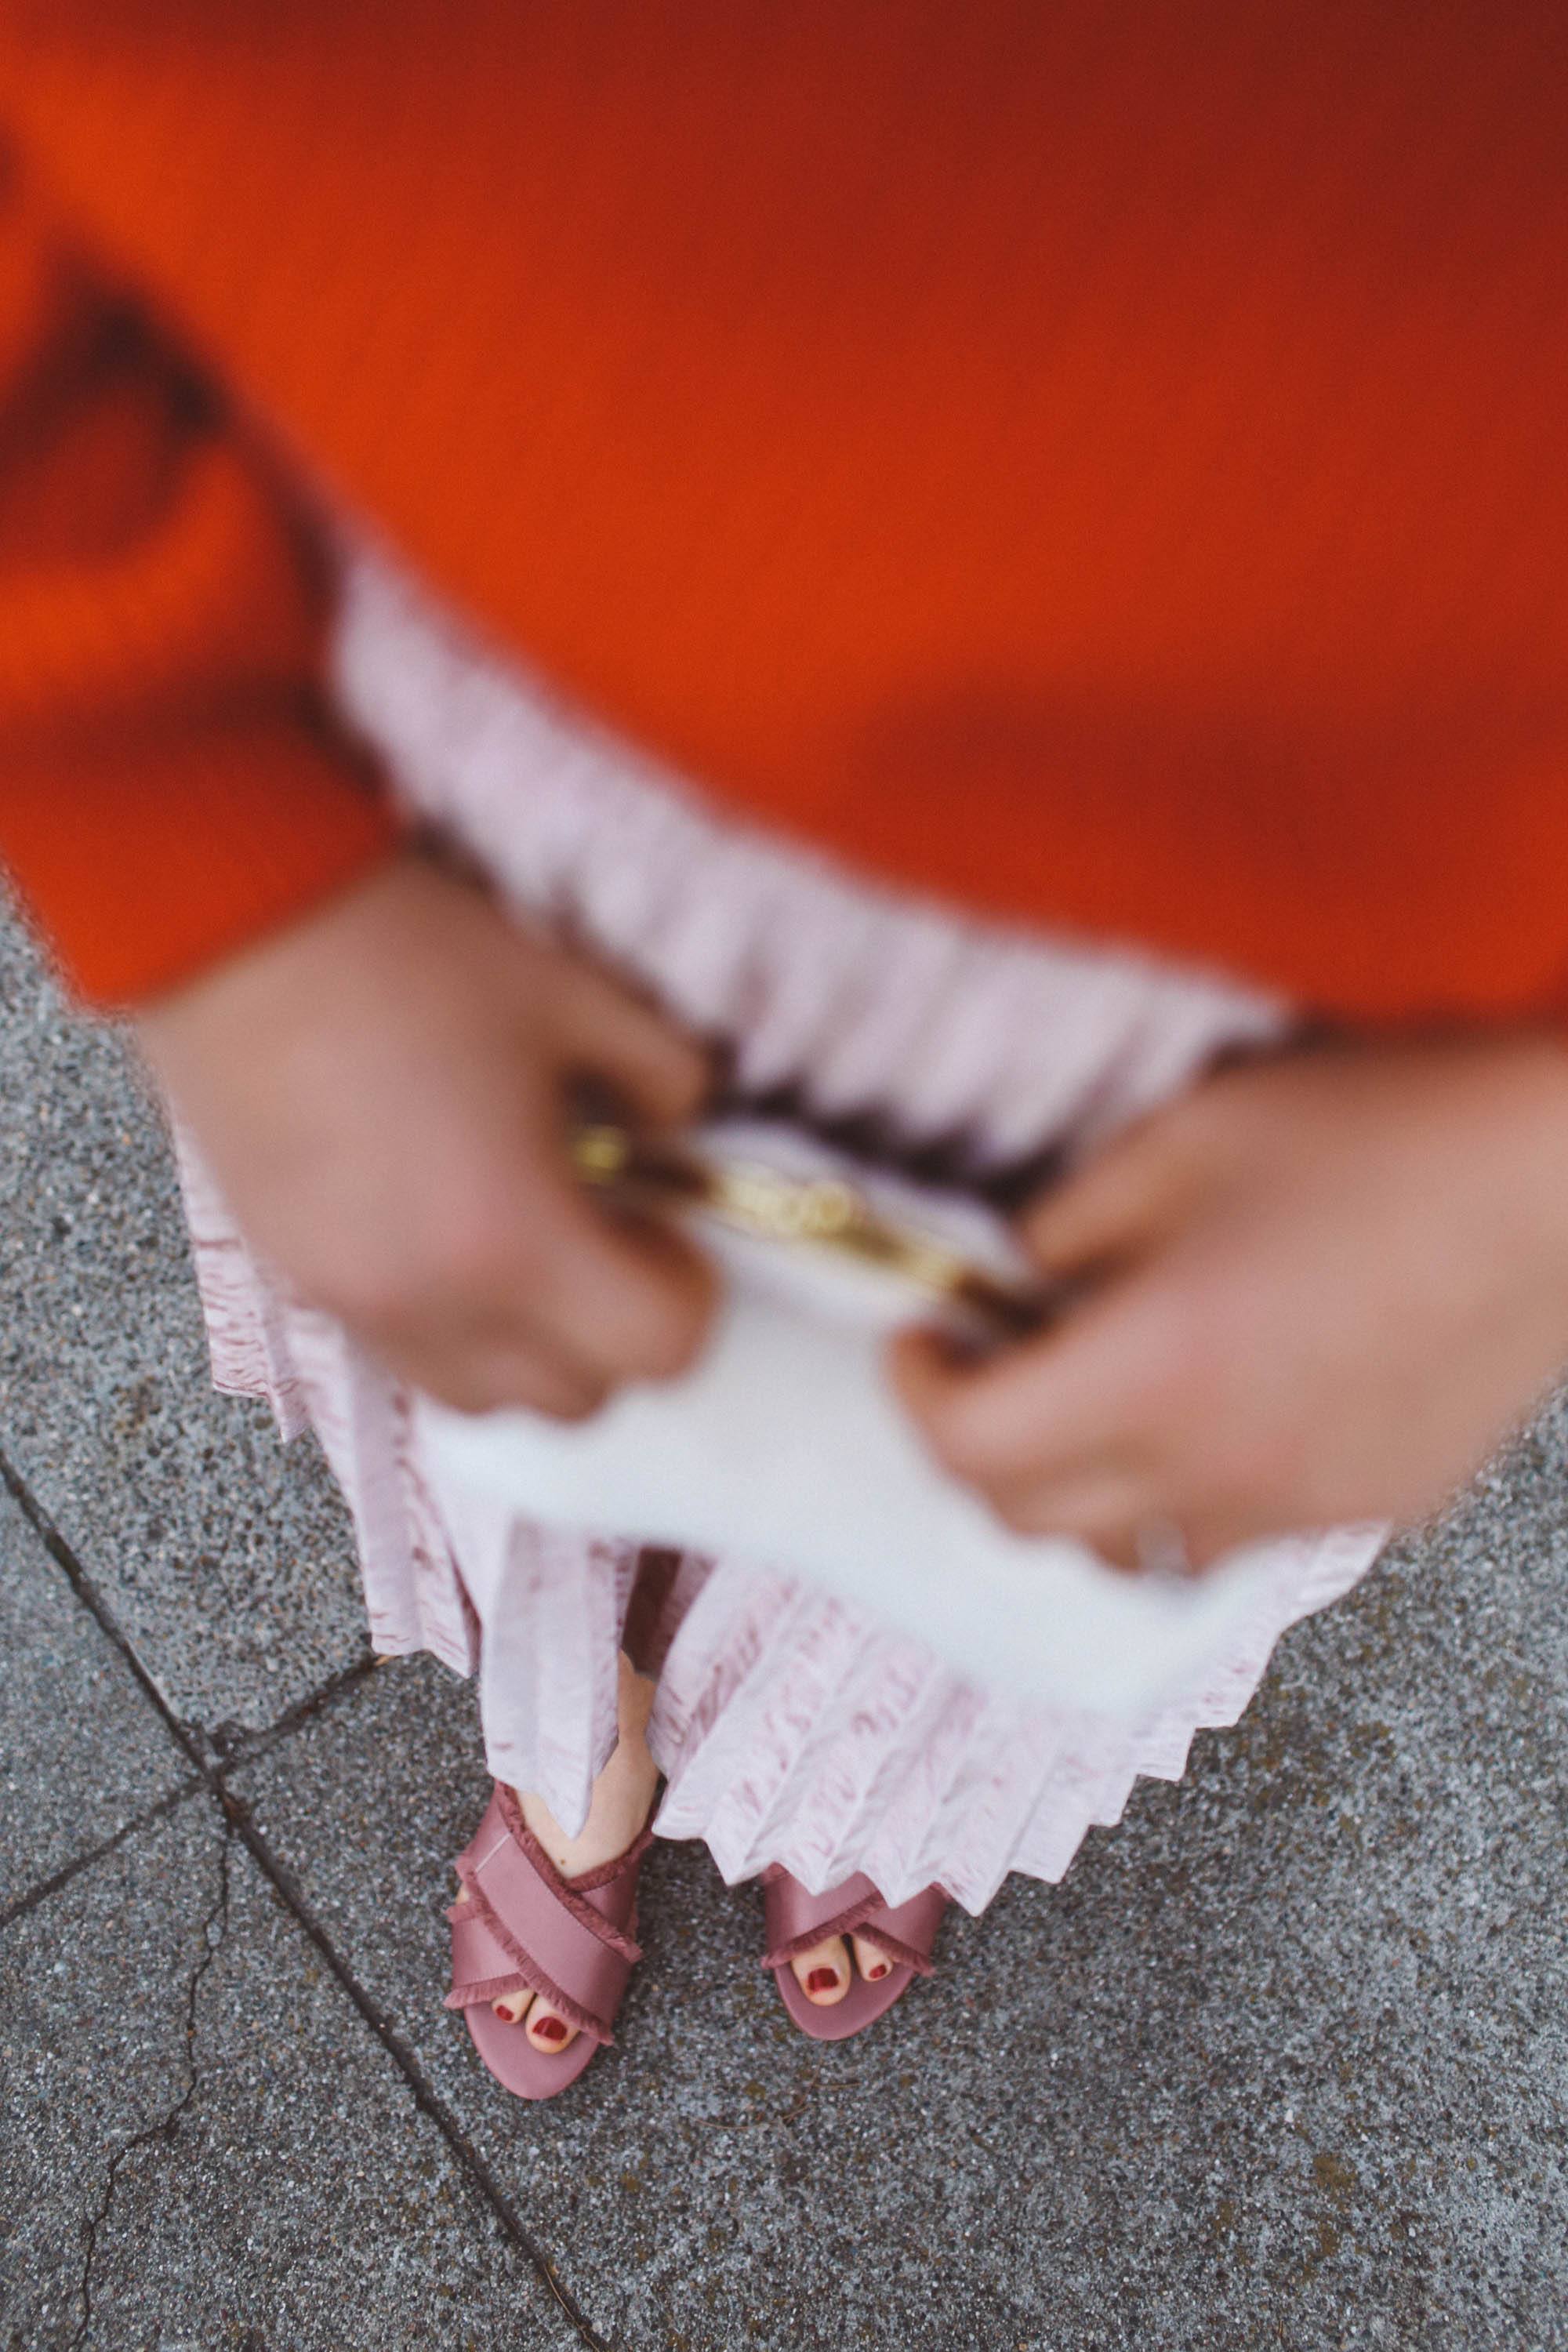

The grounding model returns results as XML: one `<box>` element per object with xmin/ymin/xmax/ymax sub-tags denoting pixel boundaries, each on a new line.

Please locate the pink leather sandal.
<box><xmin>445</xmin><ymin>1784</ymin><xmax>652</xmax><ymax>2100</ymax></box>
<box><xmin>760</xmin><ymin>1864</ymin><xmax>948</xmax><ymax>2042</ymax></box>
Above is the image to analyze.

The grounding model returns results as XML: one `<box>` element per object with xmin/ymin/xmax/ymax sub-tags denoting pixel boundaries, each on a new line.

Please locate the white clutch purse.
<box><xmin>417</xmin><ymin>1117</ymin><xmax>1298</xmax><ymax>1715</ymax></box>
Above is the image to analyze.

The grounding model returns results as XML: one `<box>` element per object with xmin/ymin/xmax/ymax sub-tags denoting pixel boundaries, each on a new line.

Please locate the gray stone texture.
<box><xmin>2</xmin><ymin>872</ymin><xmax>1566</xmax><ymax>2348</ymax></box>
<box><xmin>0</xmin><ymin>1485</ymin><xmax>189</xmax><ymax>1908</ymax></box>
<box><xmin>0</xmin><ymin>1797</ymin><xmax>579</xmax><ymax>2350</ymax></box>
<box><xmin>0</xmin><ymin>898</ymin><xmax>366</xmax><ymax>1738</ymax></box>
<box><xmin>232</xmin><ymin>1483</ymin><xmax>1568</xmax><ymax>2352</ymax></box>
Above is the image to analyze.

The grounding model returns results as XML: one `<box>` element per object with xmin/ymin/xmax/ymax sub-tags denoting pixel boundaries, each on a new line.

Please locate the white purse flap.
<box><xmin>416</xmin><ymin>1121</ymin><xmax>1299</xmax><ymax>1715</ymax></box>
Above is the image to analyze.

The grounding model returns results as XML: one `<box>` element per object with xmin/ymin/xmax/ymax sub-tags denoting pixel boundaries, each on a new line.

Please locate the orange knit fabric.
<box><xmin>0</xmin><ymin>5</ymin><xmax>1565</xmax><ymax>1016</ymax></box>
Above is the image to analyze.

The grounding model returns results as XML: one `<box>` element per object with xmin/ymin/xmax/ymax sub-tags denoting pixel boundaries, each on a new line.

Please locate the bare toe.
<box><xmin>452</xmin><ymin>1883</ymin><xmax>522</xmax><ymax>2023</ymax></box>
<box><xmin>457</xmin><ymin>1879</ymin><xmax>578</xmax><ymax>2049</ymax></box>
<box><xmin>524</xmin><ymin>1997</ymin><xmax>579</xmax><ymax>2054</ymax></box>
<box><xmin>850</xmin><ymin>1932</ymin><xmax>894</xmax><ymax>1985</ymax></box>
<box><xmin>789</xmin><ymin>1935</ymin><xmax>851</xmax><ymax>2006</ymax></box>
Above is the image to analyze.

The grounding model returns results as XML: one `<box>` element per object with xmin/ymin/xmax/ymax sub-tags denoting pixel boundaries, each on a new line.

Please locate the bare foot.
<box><xmin>788</xmin><ymin>1930</ymin><xmax>894</xmax><ymax>2008</ymax></box>
<box><xmin>456</xmin><ymin>1652</ymin><xmax>656</xmax><ymax>2059</ymax></box>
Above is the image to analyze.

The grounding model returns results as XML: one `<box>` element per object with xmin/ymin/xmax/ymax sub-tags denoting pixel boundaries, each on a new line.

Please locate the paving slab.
<box><xmin>0</xmin><ymin>1483</ymin><xmax>190</xmax><ymax>1911</ymax></box>
<box><xmin>6</xmin><ymin>867</ymin><xmax>1566</xmax><ymax>2347</ymax></box>
<box><xmin>0</xmin><ymin>894</ymin><xmax>366</xmax><ymax>1738</ymax></box>
<box><xmin>0</xmin><ymin>1792</ymin><xmax>580</xmax><ymax>2350</ymax></box>
<box><xmin>234</xmin><ymin>1444</ymin><xmax>1568</xmax><ymax>2352</ymax></box>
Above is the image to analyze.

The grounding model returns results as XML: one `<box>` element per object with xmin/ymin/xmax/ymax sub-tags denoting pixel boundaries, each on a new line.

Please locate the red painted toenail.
<box><xmin>494</xmin><ymin>2003</ymin><xmax>518</xmax><ymax>2022</ymax></box>
<box><xmin>532</xmin><ymin>2014</ymin><xmax>569</xmax><ymax>2044</ymax></box>
<box><xmin>805</xmin><ymin>1967</ymin><xmax>839</xmax><ymax>1994</ymax></box>
<box><xmin>867</xmin><ymin>1961</ymin><xmax>891</xmax><ymax>1980</ymax></box>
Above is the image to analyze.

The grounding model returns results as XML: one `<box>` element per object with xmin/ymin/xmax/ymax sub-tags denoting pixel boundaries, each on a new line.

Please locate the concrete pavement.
<box><xmin>2</xmin><ymin>895</ymin><xmax>1563</xmax><ymax>2350</ymax></box>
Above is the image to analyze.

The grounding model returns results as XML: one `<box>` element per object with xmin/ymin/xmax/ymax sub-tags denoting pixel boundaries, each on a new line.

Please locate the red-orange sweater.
<box><xmin>0</xmin><ymin>4</ymin><xmax>1566</xmax><ymax>1020</ymax></box>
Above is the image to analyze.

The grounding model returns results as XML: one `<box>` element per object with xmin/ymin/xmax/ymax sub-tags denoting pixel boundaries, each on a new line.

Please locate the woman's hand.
<box><xmin>893</xmin><ymin>1035</ymin><xmax>1568</xmax><ymax>1567</ymax></box>
<box><xmin>137</xmin><ymin>848</ymin><xmax>716</xmax><ymax>1416</ymax></box>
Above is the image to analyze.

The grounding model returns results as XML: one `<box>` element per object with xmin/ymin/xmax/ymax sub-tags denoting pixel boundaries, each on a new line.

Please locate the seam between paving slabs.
<box><xmin>0</xmin><ymin>1443</ymin><xmax>618</xmax><ymax>2352</ymax></box>
<box><xmin>202</xmin><ymin>1650</ymin><xmax>383</xmax><ymax>1772</ymax></box>
<box><xmin>0</xmin><ymin>1777</ymin><xmax>206</xmax><ymax>1933</ymax></box>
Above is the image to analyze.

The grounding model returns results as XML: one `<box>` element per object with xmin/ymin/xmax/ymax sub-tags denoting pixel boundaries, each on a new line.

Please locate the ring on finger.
<box><xmin>1134</xmin><ymin>1514</ymin><xmax>1193</xmax><ymax>1583</ymax></box>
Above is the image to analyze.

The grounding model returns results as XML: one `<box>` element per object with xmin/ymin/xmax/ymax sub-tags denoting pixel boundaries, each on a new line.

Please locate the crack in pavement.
<box><xmin>71</xmin><ymin>1815</ymin><xmax>233</xmax><ymax>2350</ymax></box>
<box><xmin>1</xmin><ymin>1443</ymin><xmax>619</xmax><ymax>2352</ymax></box>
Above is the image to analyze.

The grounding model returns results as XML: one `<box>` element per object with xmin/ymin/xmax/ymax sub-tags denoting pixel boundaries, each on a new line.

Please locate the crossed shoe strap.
<box><xmin>760</xmin><ymin>1864</ymin><xmax>946</xmax><ymax>1978</ymax></box>
<box><xmin>446</xmin><ymin>1784</ymin><xmax>652</xmax><ymax>2045</ymax></box>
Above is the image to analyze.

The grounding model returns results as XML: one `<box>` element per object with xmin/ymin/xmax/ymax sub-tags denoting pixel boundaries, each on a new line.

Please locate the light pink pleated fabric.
<box><xmin>174</xmin><ymin>547</ymin><xmax>1384</xmax><ymax>1915</ymax></box>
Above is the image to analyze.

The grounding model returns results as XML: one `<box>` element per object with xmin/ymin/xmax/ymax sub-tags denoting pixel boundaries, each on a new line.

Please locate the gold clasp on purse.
<box><xmin>572</xmin><ymin>1121</ymin><xmax>1052</xmax><ymax>1340</ymax></box>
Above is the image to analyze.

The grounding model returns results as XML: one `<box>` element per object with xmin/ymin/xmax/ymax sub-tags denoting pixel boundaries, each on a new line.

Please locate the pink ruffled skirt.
<box><xmin>175</xmin><ymin>548</ymin><xmax>1383</xmax><ymax>1914</ymax></box>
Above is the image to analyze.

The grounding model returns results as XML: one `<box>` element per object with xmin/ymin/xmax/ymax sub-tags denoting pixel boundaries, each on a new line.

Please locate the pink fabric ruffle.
<box><xmin>172</xmin><ymin>544</ymin><xmax>1384</xmax><ymax>1915</ymax></box>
